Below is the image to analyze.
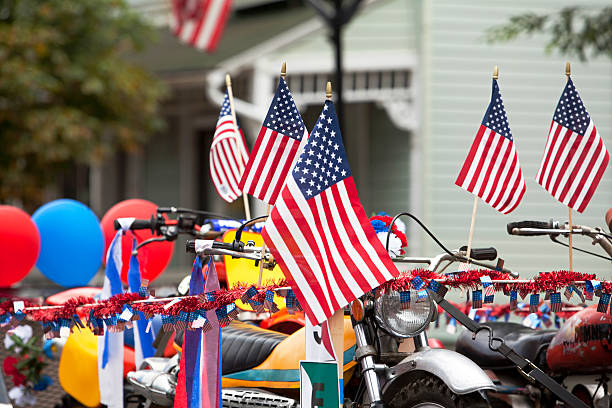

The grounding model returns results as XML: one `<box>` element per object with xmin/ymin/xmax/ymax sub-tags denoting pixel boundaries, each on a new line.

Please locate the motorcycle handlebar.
<box><xmin>507</xmin><ymin>220</ymin><xmax>553</xmax><ymax>235</ymax></box>
<box><xmin>113</xmin><ymin>217</ymin><xmax>156</xmax><ymax>232</ymax></box>
<box><xmin>458</xmin><ymin>246</ymin><xmax>497</xmax><ymax>261</ymax></box>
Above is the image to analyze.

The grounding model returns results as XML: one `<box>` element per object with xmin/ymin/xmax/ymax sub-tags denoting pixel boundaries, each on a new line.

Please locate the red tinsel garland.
<box><xmin>1</xmin><ymin>271</ymin><xmax>608</xmax><ymax>324</ymax></box>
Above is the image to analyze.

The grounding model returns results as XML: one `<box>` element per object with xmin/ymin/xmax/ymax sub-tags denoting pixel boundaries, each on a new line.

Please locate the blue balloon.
<box><xmin>33</xmin><ymin>199</ymin><xmax>104</xmax><ymax>287</ymax></box>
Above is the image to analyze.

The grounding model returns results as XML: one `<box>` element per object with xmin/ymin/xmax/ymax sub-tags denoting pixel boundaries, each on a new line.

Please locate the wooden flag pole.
<box><xmin>465</xmin><ymin>66</ymin><xmax>498</xmax><ymax>261</ymax></box>
<box><xmin>325</xmin><ymin>80</ymin><xmax>344</xmax><ymax>407</ymax></box>
<box><xmin>566</xmin><ymin>62</ymin><xmax>574</xmax><ymax>271</ymax></box>
<box><xmin>256</xmin><ymin>62</ymin><xmax>286</xmax><ymax>286</ymax></box>
<box><xmin>225</xmin><ymin>74</ymin><xmax>251</xmax><ymax>220</ymax></box>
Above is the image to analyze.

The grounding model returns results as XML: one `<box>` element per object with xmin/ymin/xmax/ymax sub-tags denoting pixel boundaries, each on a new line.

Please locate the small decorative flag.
<box><xmin>455</xmin><ymin>78</ymin><xmax>526</xmax><ymax>214</ymax></box>
<box><xmin>480</xmin><ymin>276</ymin><xmax>495</xmax><ymax>297</ymax></box>
<box><xmin>416</xmin><ymin>289</ymin><xmax>429</xmax><ymax>302</ymax></box>
<box><xmin>509</xmin><ymin>290</ymin><xmax>518</xmax><ymax>310</ymax></box>
<box><xmin>472</xmin><ymin>290</ymin><xmax>483</xmax><ymax>309</ymax></box>
<box><xmin>138</xmin><ymin>279</ymin><xmax>150</xmax><ymax>298</ymax></box>
<box><xmin>530</xmin><ymin>294</ymin><xmax>540</xmax><ymax>313</ymax></box>
<box><xmin>597</xmin><ymin>293</ymin><xmax>611</xmax><ymax>313</ymax></box>
<box><xmin>216</xmin><ymin>307</ymin><xmax>229</xmax><ymax>327</ymax></box>
<box><xmin>411</xmin><ymin>276</ymin><xmax>426</xmax><ymax>290</ymax></box>
<box><xmin>227</xmin><ymin>303</ymin><xmax>239</xmax><ymax>322</ymax></box>
<box><xmin>399</xmin><ymin>291</ymin><xmax>411</xmax><ymax>310</ymax></box>
<box><xmin>550</xmin><ymin>292</ymin><xmax>562</xmax><ymax>312</ymax></box>
<box><xmin>162</xmin><ymin>315</ymin><xmax>174</xmax><ymax>332</ymax></box>
<box><xmin>239</xmin><ymin>76</ymin><xmax>308</xmax><ymax>205</ymax></box>
<box><xmin>264</xmin><ymin>290</ymin><xmax>279</xmax><ymax>313</ymax></box>
<box><xmin>286</xmin><ymin>290</ymin><xmax>297</xmax><ymax>314</ymax></box>
<box><xmin>209</xmin><ymin>92</ymin><xmax>250</xmax><ymax>203</ymax></box>
<box><xmin>535</xmin><ymin>77</ymin><xmax>609</xmax><ymax>213</ymax></box>
<box><xmin>564</xmin><ymin>286</ymin><xmax>574</xmax><ymax>301</ymax></box>
<box><xmin>585</xmin><ymin>281</ymin><xmax>594</xmax><ymax>301</ymax></box>
<box><xmin>428</xmin><ymin>280</ymin><xmax>447</xmax><ymax>297</ymax></box>
<box><xmin>241</xmin><ymin>286</ymin><xmax>258</xmax><ymax>303</ymax></box>
<box><xmin>592</xmin><ymin>280</ymin><xmax>602</xmax><ymax>296</ymax></box>
<box><xmin>250</xmin><ymin>299</ymin><xmax>266</xmax><ymax>314</ymax></box>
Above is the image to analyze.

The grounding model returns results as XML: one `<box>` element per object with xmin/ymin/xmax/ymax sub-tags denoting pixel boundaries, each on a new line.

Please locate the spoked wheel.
<box><xmin>388</xmin><ymin>374</ymin><xmax>488</xmax><ymax>408</ymax></box>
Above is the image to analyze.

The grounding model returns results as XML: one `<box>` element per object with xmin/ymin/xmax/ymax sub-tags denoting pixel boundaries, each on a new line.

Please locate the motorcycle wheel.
<box><xmin>388</xmin><ymin>374</ymin><xmax>488</xmax><ymax>408</ymax></box>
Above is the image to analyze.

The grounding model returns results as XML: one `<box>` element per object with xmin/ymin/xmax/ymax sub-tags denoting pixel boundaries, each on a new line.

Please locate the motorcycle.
<box><xmin>127</xmin><ymin>214</ymin><xmax>520</xmax><ymax>408</ymax></box>
<box><xmin>455</xmin><ymin>214</ymin><xmax>612</xmax><ymax>408</ymax></box>
<box><xmin>49</xmin><ymin>207</ymin><xmax>304</xmax><ymax>408</ymax></box>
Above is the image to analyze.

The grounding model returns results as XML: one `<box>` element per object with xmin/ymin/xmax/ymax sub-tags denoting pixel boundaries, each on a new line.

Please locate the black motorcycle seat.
<box><xmin>174</xmin><ymin>321</ymin><xmax>288</xmax><ymax>375</ymax></box>
<box><xmin>455</xmin><ymin>322</ymin><xmax>556</xmax><ymax>369</ymax></box>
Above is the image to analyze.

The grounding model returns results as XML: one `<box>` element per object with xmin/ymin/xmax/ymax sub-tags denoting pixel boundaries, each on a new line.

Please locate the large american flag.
<box><xmin>536</xmin><ymin>78</ymin><xmax>609</xmax><ymax>213</ymax></box>
<box><xmin>210</xmin><ymin>92</ymin><xmax>249</xmax><ymax>203</ymax></box>
<box><xmin>238</xmin><ymin>77</ymin><xmax>308</xmax><ymax>205</ymax></box>
<box><xmin>262</xmin><ymin>100</ymin><xmax>399</xmax><ymax>325</ymax></box>
<box><xmin>455</xmin><ymin>79</ymin><xmax>525</xmax><ymax>214</ymax></box>
<box><xmin>170</xmin><ymin>0</ymin><xmax>232</xmax><ymax>53</ymax></box>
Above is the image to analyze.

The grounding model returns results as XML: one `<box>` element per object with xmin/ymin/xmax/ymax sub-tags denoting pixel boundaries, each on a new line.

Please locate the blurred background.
<box><xmin>2</xmin><ymin>0</ymin><xmax>611</xmax><ymax>286</ymax></box>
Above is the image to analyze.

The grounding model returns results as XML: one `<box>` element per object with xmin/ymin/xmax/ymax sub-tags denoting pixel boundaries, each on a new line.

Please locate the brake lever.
<box><xmin>134</xmin><ymin>237</ymin><xmax>169</xmax><ymax>254</ymax></box>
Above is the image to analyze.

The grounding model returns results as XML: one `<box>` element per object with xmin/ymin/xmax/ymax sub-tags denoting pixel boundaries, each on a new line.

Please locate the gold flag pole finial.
<box><xmin>326</xmin><ymin>81</ymin><xmax>332</xmax><ymax>100</ymax></box>
<box><xmin>281</xmin><ymin>62</ymin><xmax>287</xmax><ymax>79</ymax></box>
<box><xmin>225</xmin><ymin>74</ymin><xmax>231</xmax><ymax>87</ymax></box>
<box><xmin>566</xmin><ymin>62</ymin><xmax>571</xmax><ymax>80</ymax></box>
<box><xmin>493</xmin><ymin>65</ymin><xmax>499</xmax><ymax>80</ymax></box>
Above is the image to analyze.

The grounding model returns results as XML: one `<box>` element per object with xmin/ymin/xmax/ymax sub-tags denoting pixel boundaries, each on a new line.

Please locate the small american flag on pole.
<box><xmin>210</xmin><ymin>92</ymin><xmax>249</xmax><ymax>203</ymax></box>
<box><xmin>455</xmin><ymin>79</ymin><xmax>526</xmax><ymax>214</ymax></box>
<box><xmin>239</xmin><ymin>77</ymin><xmax>308</xmax><ymax>205</ymax></box>
<box><xmin>535</xmin><ymin>78</ymin><xmax>609</xmax><ymax>213</ymax></box>
<box><xmin>170</xmin><ymin>0</ymin><xmax>232</xmax><ymax>53</ymax></box>
<box><xmin>262</xmin><ymin>99</ymin><xmax>399</xmax><ymax>325</ymax></box>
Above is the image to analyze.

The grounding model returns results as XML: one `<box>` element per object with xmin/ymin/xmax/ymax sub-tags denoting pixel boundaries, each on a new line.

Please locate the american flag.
<box><xmin>535</xmin><ymin>78</ymin><xmax>609</xmax><ymax>213</ymax></box>
<box><xmin>238</xmin><ymin>77</ymin><xmax>308</xmax><ymax>205</ymax></box>
<box><xmin>455</xmin><ymin>79</ymin><xmax>526</xmax><ymax>214</ymax></box>
<box><xmin>262</xmin><ymin>100</ymin><xmax>399</xmax><ymax>325</ymax></box>
<box><xmin>170</xmin><ymin>0</ymin><xmax>232</xmax><ymax>53</ymax></box>
<box><xmin>209</xmin><ymin>92</ymin><xmax>249</xmax><ymax>202</ymax></box>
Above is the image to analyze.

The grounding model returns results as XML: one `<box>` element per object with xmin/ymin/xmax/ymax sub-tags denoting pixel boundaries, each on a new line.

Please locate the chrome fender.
<box><xmin>381</xmin><ymin>348</ymin><xmax>494</xmax><ymax>401</ymax></box>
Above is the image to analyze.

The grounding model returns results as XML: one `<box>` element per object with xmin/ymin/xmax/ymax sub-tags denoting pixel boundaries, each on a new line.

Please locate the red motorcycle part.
<box><xmin>259</xmin><ymin>309</ymin><xmax>305</xmax><ymax>335</ymax></box>
<box><xmin>546</xmin><ymin>305</ymin><xmax>612</xmax><ymax>374</ymax></box>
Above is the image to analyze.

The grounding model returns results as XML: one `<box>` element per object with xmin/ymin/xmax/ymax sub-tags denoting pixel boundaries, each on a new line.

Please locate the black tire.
<box><xmin>388</xmin><ymin>374</ymin><xmax>489</xmax><ymax>408</ymax></box>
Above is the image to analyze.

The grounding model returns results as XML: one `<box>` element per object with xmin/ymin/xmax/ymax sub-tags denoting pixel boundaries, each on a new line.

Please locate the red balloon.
<box><xmin>100</xmin><ymin>199</ymin><xmax>174</xmax><ymax>284</ymax></box>
<box><xmin>0</xmin><ymin>206</ymin><xmax>41</xmax><ymax>287</ymax></box>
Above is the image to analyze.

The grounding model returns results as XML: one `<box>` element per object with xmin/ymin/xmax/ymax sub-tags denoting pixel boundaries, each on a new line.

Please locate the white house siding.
<box><xmin>421</xmin><ymin>1</ymin><xmax>612</xmax><ymax>278</ymax></box>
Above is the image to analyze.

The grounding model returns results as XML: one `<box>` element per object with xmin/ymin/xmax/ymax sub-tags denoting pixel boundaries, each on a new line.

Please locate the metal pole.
<box><xmin>333</xmin><ymin>0</ymin><xmax>345</xmax><ymax>138</ymax></box>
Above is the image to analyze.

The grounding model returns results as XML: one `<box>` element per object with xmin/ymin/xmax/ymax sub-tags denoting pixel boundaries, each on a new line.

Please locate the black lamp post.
<box><xmin>304</xmin><ymin>0</ymin><xmax>364</xmax><ymax>138</ymax></box>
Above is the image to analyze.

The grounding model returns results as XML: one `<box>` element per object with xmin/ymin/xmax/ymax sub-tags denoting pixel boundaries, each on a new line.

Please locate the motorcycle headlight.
<box><xmin>374</xmin><ymin>290</ymin><xmax>434</xmax><ymax>338</ymax></box>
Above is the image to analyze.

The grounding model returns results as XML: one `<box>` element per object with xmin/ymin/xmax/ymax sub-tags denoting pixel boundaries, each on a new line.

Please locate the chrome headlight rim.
<box><xmin>374</xmin><ymin>290</ymin><xmax>435</xmax><ymax>338</ymax></box>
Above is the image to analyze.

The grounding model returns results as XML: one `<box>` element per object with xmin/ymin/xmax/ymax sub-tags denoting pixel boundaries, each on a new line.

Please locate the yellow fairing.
<box><xmin>58</xmin><ymin>327</ymin><xmax>100</xmax><ymax>407</ymax></box>
<box><xmin>223</xmin><ymin>230</ymin><xmax>286</xmax><ymax>310</ymax></box>
<box><xmin>222</xmin><ymin>316</ymin><xmax>356</xmax><ymax>389</ymax></box>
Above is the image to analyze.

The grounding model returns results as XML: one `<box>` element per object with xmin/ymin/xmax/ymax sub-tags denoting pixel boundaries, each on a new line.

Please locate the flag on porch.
<box><xmin>170</xmin><ymin>0</ymin><xmax>232</xmax><ymax>53</ymax></box>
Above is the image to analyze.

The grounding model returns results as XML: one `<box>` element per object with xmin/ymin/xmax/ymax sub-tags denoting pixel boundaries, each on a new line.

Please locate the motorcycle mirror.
<box><xmin>350</xmin><ymin>299</ymin><xmax>365</xmax><ymax>322</ymax></box>
<box><xmin>605</xmin><ymin>207</ymin><xmax>612</xmax><ymax>234</ymax></box>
